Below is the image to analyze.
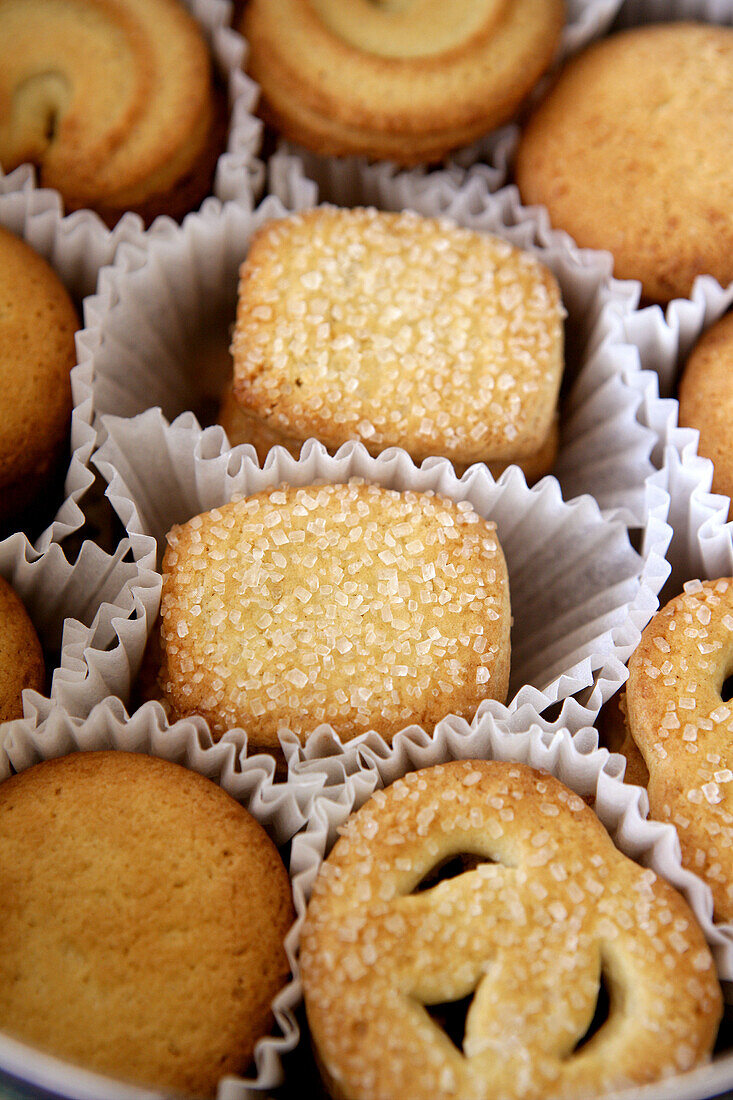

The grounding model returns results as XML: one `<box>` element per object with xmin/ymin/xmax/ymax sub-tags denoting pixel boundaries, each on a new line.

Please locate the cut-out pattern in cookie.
<box><xmin>301</xmin><ymin>760</ymin><xmax>721</xmax><ymax>1100</ymax></box>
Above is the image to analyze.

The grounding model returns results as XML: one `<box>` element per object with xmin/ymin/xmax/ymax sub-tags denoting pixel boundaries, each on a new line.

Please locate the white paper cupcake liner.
<box><xmin>93</xmin><ymin>411</ymin><xmax>668</xmax><ymax>749</ymax></box>
<box><xmin>0</xmin><ymin>527</ymin><xmax>159</xmax><ymax>725</ymax></box>
<box><xmin>264</xmin><ymin>0</ymin><xmax>624</xmax><ymax>206</ymax></box>
<box><xmin>0</xmin><ymin>167</ymin><xmax>150</xmax><ymax>549</ymax></box>
<box><xmin>78</xmin><ymin>186</ymin><xmax>669</xmax><ymax>528</ymax></box>
<box><xmin>0</xmin><ymin>701</ymin><xmax>324</xmax><ymax>1097</ymax></box>
<box><xmin>0</xmin><ymin>0</ymin><xmax>264</xmax><ymax>224</ymax></box>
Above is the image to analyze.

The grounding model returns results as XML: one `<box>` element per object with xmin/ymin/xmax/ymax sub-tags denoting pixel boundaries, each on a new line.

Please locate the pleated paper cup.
<box><xmin>0</xmin><ymin>700</ymin><xmax>327</xmax><ymax>1097</ymax></box>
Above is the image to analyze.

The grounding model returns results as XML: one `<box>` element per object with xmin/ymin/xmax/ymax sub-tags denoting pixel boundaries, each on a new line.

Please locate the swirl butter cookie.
<box><xmin>0</xmin><ymin>751</ymin><xmax>294</xmax><ymax>1097</ymax></box>
<box><xmin>0</xmin><ymin>577</ymin><xmax>44</xmax><ymax>721</ymax></box>
<box><xmin>301</xmin><ymin>760</ymin><xmax>721</xmax><ymax>1100</ymax></box>
<box><xmin>0</xmin><ymin>226</ymin><xmax>77</xmax><ymax>524</ymax></box>
<box><xmin>679</xmin><ymin>312</ymin><xmax>733</xmax><ymax>514</ymax></box>
<box><xmin>516</xmin><ymin>23</ymin><xmax>733</xmax><ymax>303</ymax></box>
<box><xmin>229</xmin><ymin>208</ymin><xmax>564</xmax><ymax>476</ymax></box>
<box><xmin>160</xmin><ymin>483</ymin><xmax>511</xmax><ymax>751</ymax></box>
<box><xmin>626</xmin><ymin>578</ymin><xmax>733</xmax><ymax>923</ymax></box>
<box><xmin>0</xmin><ymin>0</ymin><xmax>224</xmax><ymax>225</ymax></box>
<box><xmin>242</xmin><ymin>0</ymin><xmax>564</xmax><ymax>164</ymax></box>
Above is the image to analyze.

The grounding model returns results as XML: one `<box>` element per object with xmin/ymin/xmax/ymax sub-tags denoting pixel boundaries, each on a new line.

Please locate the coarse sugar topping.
<box><xmin>160</xmin><ymin>482</ymin><xmax>510</xmax><ymax>750</ymax></box>
<box><xmin>232</xmin><ymin>207</ymin><xmax>564</xmax><ymax>465</ymax></box>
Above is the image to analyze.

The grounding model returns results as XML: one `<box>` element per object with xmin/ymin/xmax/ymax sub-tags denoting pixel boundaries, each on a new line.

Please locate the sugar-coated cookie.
<box><xmin>243</xmin><ymin>0</ymin><xmax>564</xmax><ymax>164</ymax></box>
<box><xmin>627</xmin><ymin>578</ymin><xmax>733</xmax><ymax>922</ymax></box>
<box><xmin>0</xmin><ymin>0</ymin><xmax>223</xmax><ymax>225</ymax></box>
<box><xmin>0</xmin><ymin>751</ymin><xmax>293</xmax><ymax>1096</ymax></box>
<box><xmin>516</xmin><ymin>23</ymin><xmax>733</xmax><ymax>303</ymax></box>
<box><xmin>679</xmin><ymin>312</ymin><xmax>733</xmax><ymax>513</ymax></box>
<box><xmin>230</xmin><ymin>208</ymin><xmax>564</xmax><ymax>475</ymax></box>
<box><xmin>301</xmin><ymin>760</ymin><xmax>721</xmax><ymax>1100</ymax></box>
<box><xmin>0</xmin><ymin>577</ymin><xmax>44</xmax><ymax>721</ymax></box>
<box><xmin>160</xmin><ymin>483</ymin><xmax>511</xmax><ymax>751</ymax></box>
<box><xmin>595</xmin><ymin>690</ymin><xmax>649</xmax><ymax>789</ymax></box>
<box><xmin>0</xmin><ymin>226</ymin><xmax>77</xmax><ymax>522</ymax></box>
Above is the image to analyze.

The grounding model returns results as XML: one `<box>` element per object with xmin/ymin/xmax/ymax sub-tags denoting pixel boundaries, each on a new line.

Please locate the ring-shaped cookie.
<box><xmin>301</xmin><ymin>760</ymin><xmax>721</xmax><ymax>1100</ymax></box>
<box><xmin>243</xmin><ymin>0</ymin><xmax>565</xmax><ymax>163</ymax></box>
<box><xmin>627</xmin><ymin>577</ymin><xmax>733</xmax><ymax>922</ymax></box>
<box><xmin>679</xmin><ymin>313</ymin><xmax>733</xmax><ymax>516</ymax></box>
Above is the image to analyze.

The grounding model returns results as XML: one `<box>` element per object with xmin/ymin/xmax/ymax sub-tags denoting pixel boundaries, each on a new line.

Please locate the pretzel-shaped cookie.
<box><xmin>243</xmin><ymin>0</ymin><xmax>564</xmax><ymax>164</ymax></box>
<box><xmin>301</xmin><ymin>761</ymin><xmax>721</xmax><ymax>1100</ymax></box>
<box><xmin>627</xmin><ymin>577</ymin><xmax>733</xmax><ymax>922</ymax></box>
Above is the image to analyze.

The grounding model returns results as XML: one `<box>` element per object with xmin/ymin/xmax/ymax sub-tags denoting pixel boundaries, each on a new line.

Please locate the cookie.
<box><xmin>595</xmin><ymin>690</ymin><xmax>649</xmax><ymax>789</ymax></box>
<box><xmin>160</xmin><ymin>482</ymin><xmax>511</xmax><ymax>751</ymax></box>
<box><xmin>230</xmin><ymin>208</ymin><xmax>564</xmax><ymax>474</ymax></box>
<box><xmin>0</xmin><ymin>577</ymin><xmax>44</xmax><ymax>721</ymax></box>
<box><xmin>626</xmin><ymin>577</ymin><xmax>733</xmax><ymax>922</ymax></box>
<box><xmin>301</xmin><ymin>760</ymin><xmax>721</xmax><ymax>1100</ymax></box>
<box><xmin>0</xmin><ymin>226</ymin><xmax>77</xmax><ymax>523</ymax></box>
<box><xmin>0</xmin><ymin>0</ymin><xmax>223</xmax><ymax>225</ymax></box>
<box><xmin>516</xmin><ymin>23</ymin><xmax>733</xmax><ymax>303</ymax></box>
<box><xmin>679</xmin><ymin>312</ymin><xmax>733</xmax><ymax>513</ymax></box>
<box><xmin>0</xmin><ymin>751</ymin><xmax>294</xmax><ymax>1096</ymax></box>
<box><xmin>243</xmin><ymin>0</ymin><xmax>564</xmax><ymax>164</ymax></box>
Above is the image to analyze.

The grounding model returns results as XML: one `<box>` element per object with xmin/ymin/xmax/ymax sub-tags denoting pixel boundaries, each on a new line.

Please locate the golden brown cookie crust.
<box><xmin>596</xmin><ymin>690</ymin><xmax>649</xmax><ymax>789</ymax></box>
<box><xmin>0</xmin><ymin>0</ymin><xmax>219</xmax><ymax>224</ymax></box>
<box><xmin>302</xmin><ymin>760</ymin><xmax>721</xmax><ymax>1100</ymax></box>
<box><xmin>627</xmin><ymin>577</ymin><xmax>733</xmax><ymax>922</ymax></box>
<box><xmin>243</xmin><ymin>0</ymin><xmax>564</xmax><ymax>164</ymax></box>
<box><xmin>679</xmin><ymin>313</ymin><xmax>733</xmax><ymax>514</ymax></box>
<box><xmin>160</xmin><ymin>483</ymin><xmax>511</xmax><ymax>750</ymax></box>
<box><xmin>0</xmin><ymin>751</ymin><xmax>294</xmax><ymax>1097</ymax></box>
<box><xmin>0</xmin><ymin>577</ymin><xmax>44</xmax><ymax>721</ymax></box>
<box><xmin>0</xmin><ymin>226</ymin><xmax>77</xmax><ymax>522</ymax></box>
<box><xmin>232</xmin><ymin>208</ymin><xmax>564</xmax><ymax>469</ymax></box>
<box><xmin>516</xmin><ymin>23</ymin><xmax>733</xmax><ymax>304</ymax></box>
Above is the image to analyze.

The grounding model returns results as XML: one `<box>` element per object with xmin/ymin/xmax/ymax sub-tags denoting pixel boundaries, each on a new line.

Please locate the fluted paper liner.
<box><xmin>0</xmin><ymin>702</ymin><xmax>326</xmax><ymax>1097</ymax></box>
<box><xmin>263</xmin><ymin>0</ymin><xmax>624</xmax><ymax>204</ymax></box>
<box><xmin>79</xmin><ymin>187</ymin><xmax>670</xmax><ymax>526</ymax></box>
<box><xmin>94</xmin><ymin>411</ymin><xmax>669</xmax><ymax>740</ymax></box>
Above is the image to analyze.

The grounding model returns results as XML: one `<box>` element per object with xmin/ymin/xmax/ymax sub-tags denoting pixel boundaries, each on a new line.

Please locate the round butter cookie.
<box><xmin>243</xmin><ymin>0</ymin><xmax>564</xmax><ymax>164</ymax></box>
<box><xmin>516</xmin><ymin>23</ymin><xmax>733</xmax><ymax>304</ymax></box>
<box><xmin>301</xmin><ymin>760</ymin><xmax>722</xmax><ymax>1100</ymax></box>
<box><xmin>0</xmin><ymin>226</ymin><xmax>77</xmax><ymax>523</ymax></box>
<box><xmin>679</xmin><ymin>312</ymin><xmax>733</xmax><ymax>513</ymax></box>
<box><xmin>231</xmin><ymin>208</ymin><xmax>564</xmax><ymax>474</ymax></box>
<box><xmin>160</xmin><ymin>483</ymin><xmax>511</xmax><ymax>751</ymax></box>
<box><xmin>0</xmin><ymin>576</ymin><xmax>44</xmax><ymax>721</ymax></box>
<box><xmin>626</xmin><ymin>577</ymin><xmax>733</xmax><ymax>923</ymax></box>
<box><xmin>0</xmin><ymin>751</ymin><xmax>294</xmax><ymax>1097</ymax></box>
<box><xmin>0</xmin><ymin>0</ymin><xmax>223</xmax><ymax>225</ymax></box>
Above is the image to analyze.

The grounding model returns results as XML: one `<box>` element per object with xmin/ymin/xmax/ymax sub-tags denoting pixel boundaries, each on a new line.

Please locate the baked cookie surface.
<box><xmin>516</xmin><ymin>23</ymin><xmax>733</xmax><ymax>303</ymax></box>
<box><xmin>301</xmin><ymin>760</ymin><xmax>721</xmax><ymax>1100</ymax></box>
<box><xmin>0</xmin><ymin>751</ymin><xmax>293</xmax><ymax>1097</ymax></box>
<box><xmin>0</xmin><ymin>577</ymin><xmax>44</xmax><ymax>721</ymax></box>
<box><xmin>627</xmin><ymin>577</ymin><xmax>733</xmax><ymax>923</ymax></box>
<box><xmin>679</xmin><ymin>312</ymin><xmax>733</xmax><ymax>512</ymax></box>
<box><xmin>0</xmin><ymin>226</ymin><xmax>77</xmax><ymax>522</ymax></box>
<box><xmin>0</xmin><ymin>0</ymin><xmax>220</xmax><ymax>224</ymax></box>
<box><xmin>231</xmin><ymin>208</ymin><xmax>564</xmax><ymax>471</ymax></box>
<box><xmin>160</xmin><ymin>483</ymin><xmax>511</xmax><ymax>750</ymax></box>
<box><xmin>243</xmin><ymin>0</ymin><xmax>564</xmax><ymax>163</ymax></box>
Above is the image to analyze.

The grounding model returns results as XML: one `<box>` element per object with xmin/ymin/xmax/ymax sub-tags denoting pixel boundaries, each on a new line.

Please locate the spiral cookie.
<box><xmin>230</xmin><ymin>208</ymin><xmax>564</xmax><ymax>474</ymax></box>
<box><xmin>160</xmin><ymin>483</ymin><xmax>511</xmax><ymax>751</ymax></box>
<box><xmin>243</xmin><ymin>0</ymin><xmax>564</xmax><ymax>164</ymax></box>
<box><xmin>0</xmin><ymin>751</ymin><xmax>294</xmax><ymax>1097</ymax></box>
<box><xmin>0</xmin><ymin>577</ymin><xmax>44</xmax><ymax>721</ymax></box>
<box><xmin>0</xmin><ymin>0</ymin><xmax>222</xmax><ymax>225</ymax></box>
<box><xmin>679</xmin><ymin>312</ymin><xmax>733</xmax><ymax>514</ymax></box>
<box><xmin>0</xmin><ymin>226</ymin><xmax>78</xmax><ymax>523</ymax></box>
<box><xmin>627</xmin><ymin>578</ymin><xmax>733</xmax><ymax>923</ymax></box>
<box><xmin>516</xmin><ymin>23</ymin><xmax>733</xmax><ymax>303</ymax></box>
<box><xmin>301</xmin><ymin>760</ymin><xmax>721</xmax><ymax>1100</ymax></box>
